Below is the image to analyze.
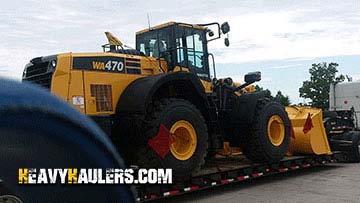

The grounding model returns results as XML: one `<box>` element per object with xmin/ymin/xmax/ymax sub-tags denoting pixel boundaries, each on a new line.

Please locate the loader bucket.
<box><xmin>285</xmin><ymin>106</ymin><xmax>332</xmax><ymax>155</ymax></box>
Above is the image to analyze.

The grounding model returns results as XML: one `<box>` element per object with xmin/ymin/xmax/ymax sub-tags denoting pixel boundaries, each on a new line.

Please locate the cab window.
<box><xmin>186</xmin><ymin>33</ymin><xmax>204</xmax><ymax>70</ymax></box>
<box><xmin>136</xmin><ymin>28</ymin><xmax>169</xmax><ymax>58</ymax></box>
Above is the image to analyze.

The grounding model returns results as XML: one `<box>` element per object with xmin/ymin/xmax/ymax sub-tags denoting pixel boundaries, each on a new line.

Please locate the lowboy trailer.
<box><xmin>136</xmin><ymin>152</ymin><xmax>345</xmax><ymax>202</ymax></box>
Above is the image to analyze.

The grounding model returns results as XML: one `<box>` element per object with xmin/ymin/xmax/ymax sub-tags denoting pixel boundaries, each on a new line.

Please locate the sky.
<box><xmin>0</xmin><ymin>0</ymin><xmax>359</xmax><ymax>103</ymax></box>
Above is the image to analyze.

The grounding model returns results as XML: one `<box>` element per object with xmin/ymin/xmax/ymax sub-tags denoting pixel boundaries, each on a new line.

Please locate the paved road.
<box><xmin>157</xmin><ymin>163</ymin><xmax>360</xmax><ymax>203</ymax></box>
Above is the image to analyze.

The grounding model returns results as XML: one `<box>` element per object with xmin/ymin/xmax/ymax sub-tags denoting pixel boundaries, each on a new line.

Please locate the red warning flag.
<box><xmin>148</xmin><ymin>124</ymin><xmax>174</xmax><ymax>159</ymax></box>
<box><xmin>303</xmin><ymin>113</ymin><xmax>313</xmax><ymax>134</ymax></box>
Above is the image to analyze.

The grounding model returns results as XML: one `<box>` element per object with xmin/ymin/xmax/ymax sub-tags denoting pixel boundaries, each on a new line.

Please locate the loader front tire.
<box><xmin>242</xmin><ymin>99</ymin><xmax>291</xmax><ymax>163</ymax></box>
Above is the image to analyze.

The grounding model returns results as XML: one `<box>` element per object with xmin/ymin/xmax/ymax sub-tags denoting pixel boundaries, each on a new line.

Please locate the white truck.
<box><xmin>329</xmin><ymin>81</ymin><xmax>360</xmax><ymax>129</ymax></box>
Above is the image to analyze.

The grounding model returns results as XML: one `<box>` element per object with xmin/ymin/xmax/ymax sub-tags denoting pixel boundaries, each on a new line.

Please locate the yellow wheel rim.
<box><xmin>267</xmin><ymin>115</ymin><xmax>285</xmax><ymax>146</ymax></box>
<box><xmin>170</xmin><ymin>120</ymin><xmax>197</xmax><ymax>161</ymax></box>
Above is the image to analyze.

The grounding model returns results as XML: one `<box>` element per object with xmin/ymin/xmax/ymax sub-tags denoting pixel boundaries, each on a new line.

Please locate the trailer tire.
<box><xmin>348</xmin><ymin>131</ymin><xmax>360</xmax><ymax>163</ymax></box>
<box><xmin>242</xmin><ymin>99</ymin><xmax>291</xmax><ymax>163</ymax></box>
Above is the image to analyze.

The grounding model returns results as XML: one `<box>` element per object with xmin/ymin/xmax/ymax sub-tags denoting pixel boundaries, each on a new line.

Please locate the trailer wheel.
<box><xmin>115</xmin><ymin>98</ymin><xmax>209</xmax><ymax>178</ymax></box>
<box><xmin>242</xmin><ymin>99</ymin><xmax>291</xmax><ymax>163</ymax></box>
<box><xmin>348</xmin><ymin>131</ymin><xmax>360</xmax><ymax>163</ymax></box>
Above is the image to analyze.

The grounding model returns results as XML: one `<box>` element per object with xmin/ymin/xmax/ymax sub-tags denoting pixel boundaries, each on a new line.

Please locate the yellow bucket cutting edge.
<box><xmin>285</xmin><ymin>106</ymin><xmax>332</xmax><ymax>155</ymax></box>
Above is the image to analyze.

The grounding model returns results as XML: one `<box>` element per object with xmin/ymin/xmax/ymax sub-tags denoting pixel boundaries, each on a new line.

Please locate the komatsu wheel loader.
<box><xmin>22</xmin><ymin>21</ymin><xmax>334</xmax><ymax>178</ymax></box>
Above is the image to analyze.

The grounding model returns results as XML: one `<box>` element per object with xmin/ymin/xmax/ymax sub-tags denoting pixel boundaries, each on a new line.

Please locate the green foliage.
<box><xmin>299</xmin><ymin>62</ymin><xmax>344</xmax><ymax>109</ymax></box>
<box><xmin>254</xmin><ymin>85</ymin><xmax>291</xmax><ymax>106</ymax></box>
<box><xmin>274</xmin><ymin>91</ymin><xmax>291</xmax><ymax>106</ymax></box>
<box><xmin>254</xmin><ymin>85</ymin><xmax>272</xmax><ymax>98</ymax></box>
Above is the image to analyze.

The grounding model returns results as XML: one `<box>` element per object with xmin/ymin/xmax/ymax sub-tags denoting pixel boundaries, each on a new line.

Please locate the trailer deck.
<box><xmin>136</xmin><ymin>152</ymin><xmax>345</xmax><ymax>202</ymax></box>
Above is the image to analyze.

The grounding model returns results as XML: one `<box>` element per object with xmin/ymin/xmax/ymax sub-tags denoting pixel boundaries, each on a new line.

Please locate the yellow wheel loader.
<box><xmin>22</xmin><ymin>21</ymin><xmax>335</xmax><ymax>179</ymax></box>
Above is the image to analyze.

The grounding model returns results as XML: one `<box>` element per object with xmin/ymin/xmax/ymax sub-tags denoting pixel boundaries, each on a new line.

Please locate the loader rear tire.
<box><xmin>114</xmin><ymin>98</ymin><xmax>209</xmax><ymax>178</ymax></box>
<box><xmin>242</xmin><ymin>99</ymin><xmax>291</xmax><ymax>163</ymax></box>
<box><xmin>146</xmin><ymin>98</ymin><xmax>208</xmax><ymax>177</ymax></box>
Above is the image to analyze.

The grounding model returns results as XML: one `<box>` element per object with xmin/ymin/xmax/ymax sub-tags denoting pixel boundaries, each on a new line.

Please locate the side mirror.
<box><xmin>245</xmin><ymin>71</ymin><xmax>261</xmax><ymax>83</ymax></box>
<box><xmin>232</xmin><ymin>71</ymin><xmax>261</xmax><ymax>92</ymax></box>
<box><xmin>221</xmin><ymin>22</ymin><xmax>230</xmax><ymax>34</ymax></box>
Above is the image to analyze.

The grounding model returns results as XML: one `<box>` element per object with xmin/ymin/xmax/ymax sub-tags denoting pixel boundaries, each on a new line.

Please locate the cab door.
<box><xmin>173</xmin><ymin>27</ymin><xmax>210</xmax><ymax>81</ymax></box>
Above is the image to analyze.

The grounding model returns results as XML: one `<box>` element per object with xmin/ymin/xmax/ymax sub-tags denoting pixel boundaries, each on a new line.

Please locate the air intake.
<box><xmin>90</xmin><ymin>84</ymin><xmax>113</xmax><ymax>112</ymax></box>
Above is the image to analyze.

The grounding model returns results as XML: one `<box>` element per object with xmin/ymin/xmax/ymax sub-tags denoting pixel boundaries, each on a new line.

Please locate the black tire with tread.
<box><xmin>113</xmin><ymin>98</ymin><xmax>209</xmax><ymax>178</ymax></box>
<box><xmin>343</xmin><ymin>131</ymin><xmax>360</xmax><ymax>163</ymax></box>
<box><xmin>241</xmin><ymin>99</ymin><xmax>291</xmax><ymax>163</ymax></box>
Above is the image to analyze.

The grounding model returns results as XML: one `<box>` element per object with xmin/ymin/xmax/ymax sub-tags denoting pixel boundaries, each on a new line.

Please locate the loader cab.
<box><xmin>136</xmin><ymin>22</ymin><xmax>211</xmax><ymax>81</ymax></box>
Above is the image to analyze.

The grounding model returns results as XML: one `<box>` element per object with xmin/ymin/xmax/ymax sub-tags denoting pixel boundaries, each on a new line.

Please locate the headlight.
<box><xmin>50</xmin><ymin>60</ymin><xmax>57</xmax><ymax>68</ymax></box>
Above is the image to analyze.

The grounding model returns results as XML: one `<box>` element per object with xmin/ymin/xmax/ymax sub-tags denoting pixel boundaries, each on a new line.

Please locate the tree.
<box><xmin>254</xmin><ymin>85</ymin><xmax>272</xmax><ymax>99</ymax></box>
<box><xmin>299</xmin><ymin>62</ymin><xmax>345</xmax><ymax>109</ymax></box>
<box><xmin>254</xmin><ymin>85</ymin><xmax>291</xmax><ymax>106</ymax></box>
<box><xmin>274</xmin><ymin>91</ymin><xmax>291</xmax><ymax>106</ymax></box>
